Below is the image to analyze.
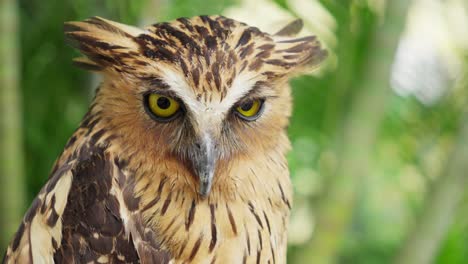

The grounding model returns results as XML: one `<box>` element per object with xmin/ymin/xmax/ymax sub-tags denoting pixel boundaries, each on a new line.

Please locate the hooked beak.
<box><xmin>190</xmin><ymin>133</ymin><xmax>217</xmax><ymax>197</ymax></box>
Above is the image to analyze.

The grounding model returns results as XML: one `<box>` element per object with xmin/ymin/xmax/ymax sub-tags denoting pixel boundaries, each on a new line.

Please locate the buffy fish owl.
<box><xmin>3</xmin><ymin>15</ymin><xmax>326</xmax><ymax>263</ymax></box>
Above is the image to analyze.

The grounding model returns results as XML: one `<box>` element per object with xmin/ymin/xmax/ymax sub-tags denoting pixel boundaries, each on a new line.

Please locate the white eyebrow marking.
<box><xmin>220</xmin><ymin>72</ymin><xmax>258</xmax><ymax>108</ymax></box>
<box><xmin>158</xmin><ymin>66</ymin><xmax>258</xmax><ymax>117</ymax></box>
<box><xmin>158</xmin><ymin>66</ymin><xmax>202</xmax><ymax>113</ymax></box>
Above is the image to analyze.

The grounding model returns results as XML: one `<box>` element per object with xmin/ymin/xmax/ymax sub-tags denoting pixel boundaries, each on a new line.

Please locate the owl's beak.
<box><xmin>191</xmin><ymin>133</ymin><xmax>217</xmax><ymax>197</ymax></box>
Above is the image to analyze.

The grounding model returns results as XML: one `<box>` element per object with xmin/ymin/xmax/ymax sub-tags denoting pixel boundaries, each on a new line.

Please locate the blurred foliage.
<box><xmin>1</xmin><ymin>0</ymin><xmax>467</xmax><ymax>263</ymax></box>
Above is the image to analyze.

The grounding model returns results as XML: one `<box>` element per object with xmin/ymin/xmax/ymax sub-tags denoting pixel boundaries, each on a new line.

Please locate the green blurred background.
<box><xmin>1</xmin><ymin>0</ymin><xmax>467</xmax><ymax>263</ymax></box>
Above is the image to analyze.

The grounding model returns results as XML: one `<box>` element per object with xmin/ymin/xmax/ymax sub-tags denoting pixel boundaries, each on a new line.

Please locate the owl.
<box><xmin>3</xmin><ymin>16</ymin><xmax>326</xmax><ymax>263</ymax></box>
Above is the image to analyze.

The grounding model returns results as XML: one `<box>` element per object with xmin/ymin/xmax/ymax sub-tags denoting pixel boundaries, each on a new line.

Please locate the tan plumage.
<box><xmin>2</xmin><ymin>15</ymin><xmax>326</xmax><ymax>263</ymax></box>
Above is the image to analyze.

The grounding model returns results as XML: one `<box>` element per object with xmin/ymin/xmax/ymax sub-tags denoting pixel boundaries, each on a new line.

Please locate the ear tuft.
<box><xmin>64</xmin><ymin>16</ymin><xmax>144</xmax><ymax>71</ymax></box>
<box><xmin>267</xmin><ymin>35</ymin><xmax>328</xmax><ymax>76</ymax></box>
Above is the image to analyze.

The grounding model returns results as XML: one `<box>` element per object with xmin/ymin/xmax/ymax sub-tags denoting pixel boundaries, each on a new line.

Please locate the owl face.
<box><xmin>66</xmin><ymin>16</ymin><xmax>326</xmax><ymax>197</ymax></box>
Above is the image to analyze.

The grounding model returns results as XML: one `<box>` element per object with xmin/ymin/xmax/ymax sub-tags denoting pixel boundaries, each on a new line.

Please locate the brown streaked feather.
<box><xmin>3</xmin><ymin>162</ymin><xmax>73</xmax><ymax>263</ymax></box>
<box><xmin>52</xmin><ymin>145</ymin><xmax>170</xmax><ymax>263</ymax></box>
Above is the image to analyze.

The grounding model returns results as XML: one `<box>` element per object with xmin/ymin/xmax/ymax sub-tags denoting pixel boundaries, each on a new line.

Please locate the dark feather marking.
<box><xmin>160</xmin><ymin>192</ymin><xmax>172</xmax><ymax>216</ymax></box>
<box><xmin>40</xmin><ymin>196</ymin><xmax>48</xmax><ymax>214</ymax></box>
<box><xmin>226</xmin><ymin>203</ymin><xmax>238</xmax><ymax>235</ymax></box>
<box><xmin>271</xmin><ymin>244</ymin><xmax>276</xmax><ymax>264</ymax></box>
<box><xmin>236</xmin><ymin>30</ymin><xmax>252</xmax><ymax>48</ymax></box>
<box><xmin>141</xmin><ymin>77</ymin><xmax>171</xmax><ymax>89</ymax></box>
<box><xmin>66</xmin><ymin>32</ymin><xmax>126</xmax><ymax>51</ymax></box>
<box><xmin>123</xmin><ymin>179</ymin><xmax>140</xmax><ymax>211</ymax></box>
<box><xmin>226</xmin><ymin>76</ymin><xmax>233</xmax><ymax>87</ymax></box>
<box><xmin>258</xmin><ymin>44</ymin><xmax>275</xmax><ymax>51</ymax></box>
<box><xmin>186</xmin><ymin>200</ymin><xmax>197</xmax><ymax>230</ymax></box>
<box><xmin>209</xmin><ymin>204</ymin><xmax>217</xmax><ymax>252</ymax></box>
<box><xmin>188</xmin><ymin>234</ymin><xmax>203</xmax><ymax>261</ymax></box>
<box><xmin>249</xmin><ymin>60</ymin><xmax>263</xmax><ymax>72</ymax></box>
<box><xmin>211</xmin><ymin>63</ymin><xmax>221</xmax><ymax>91</ymax></box>
<box><xmin>136</xmin><ymin>34</ymin><xmax>176</xmax><ymax>62</ymax></box>
<box><xmin>274</xmin><ymin>19</ymin><xmax>303</xmax><ymax>36</ymax></box>
<box><xmin>257</xmin><ymin>229</ymin><xmax>263</xmax><ymax>250</ymax></box>
<box><xmin>63</xmin><ymin>23</ymin><xmax>83</xmax><ymax>33</ymax></box>
<box><xmin>205</xmin><ymin>35</ymin><xmax>218</xmax><ymax>50</ymax></box>
<box><xmin>200</xmin><ymin>15</ymin><xmax>222</xmax><ymax>36</ymax></box>
<box><xmin>277</xmin><ymin>181</ymin><xmax>292</xmax><ymax>209</ymax></box>
<box><xmin>256</xmin><ymin>50</ymin><xmax>271</xmax><ymax>59</ymax></box>
<box><xmin>242</xmin><ymin>254</ymin><xmax>247</xmax><ymax>264</ymax></box>
<box><xmin>11</xmin><ymin>222</ymin><xmax>25</xmax><ymax>251</ymax></box>
<box><xmin>277</xmin><ymin>35</ymin><xmax>316</xmax><ymax>43</ymax></box>
<box><xmin>177</xmin><ymin>17</ymin><xmax>194</xmax><ymax>32</ymax></box>
<box><xmin>205</xmin><ymin>70</ymin><xmax>213</xmax><ymax>86</ymax></box>
<box><xmin>178</xmin><ymin>237</ymin><xmax>189</xmax><ymax>257</ymax></box>
<box><xmin>284</xmin><ymin>54</ymin><xmax>301</xmax><ymax>60</ymax></box>
<box><xmin>89</xmin><ymin>128</ymin><xmax>106</xmax><ymax>145</ymax></box>
<box><xmin>141</xmin><ymin>176</ymin><xmax>168</xmax><ymax>212</ymax></box>
<box><xmin>143</xmin><ymin>47</ymin><xmax>175</xmax><ymax>62</ymax></box>
<box><xmin>71</xmin><ymin>58</ymin><xmax>101</xmax><ymax>71</ymax></box>
<box><xmin>161</xmin><ymin>220</ymin><xmax>182</xmax><ymax>247</ymax></box>
<box><xmin>24</xmin><ymin>198</ymin><xmax>40</xmax><ymax>223</ymax></box>
<box><xmin>160</xmin><ymin>23</ymin><xmax>201</xmax><ymax>53</ymax></box>
<box><xmin>263</xmin><ymin>211</ymin><xmax>271</xmax><ymax>234</ymax></box>
<box><xmin>46</xmin><ymin>207</ymin><xmax>60</xmax><ymax>227</ymax></box>
<box><xmin>84</xmin><ymin>17</ymin><xmax>134</xmax><ymax>38</ymax></box>
<box><xmin>192</xmin><ymin>67</ymin><xmax>201</xmax><ymax>87</ymax></box>
<box><xmin>281</xmin><ymin>43</ymin><xmax>311</xmax><ymax>53</ymax></box>
<box><xmin>52</xmin><ymin>237</ymin><xmax>58</xmax><ymax>249</ymax></box>
<box><xmin>210</xmin><ymin>255</ymin><xmax>217</xmax><ymax>264</ymax></box>
<box><xmin>179</xmin><ymin>59</ymin><xmax>189</xmax><ymax>77</ymax></box>
<box><xmin>256</xmin><ymin>250</ymin><xmax>262</xmax><ymax>264</ymax></box>
<box><xmin>50</xmin><ymin>162</ymin><xmax>60</xmax><ymax>177</ymax></box>
<box><xmin>239</xmin><ymin>43</ymin><xmax>254</xmax><ymax>59</ymax></box>
<box><xmin>227</xmin><ymin>50</ymin><xmax>237</xmax><ymax>69</ymax></box>
<box><xmin>83</xmin><ymin>117</ymin><xmax>101</xmax><ymax>135</ymax></box>
<box><xmin>64</xmin><ymin>135</ymin><xmax>77</xmax><ymax>149</ymax></box>
<box><xmin>195</xmin><ymin>25</ymin><xmax>210</xmax><ymax>39</ymax></box>
<box><xmin>239</xmin><ymin>61</ymin><xmax>248</xmax><ymax>73</ymax></box>
<box><xmin>113</xmin><ymin>156</ymin><xmax>129</xmax><ymax>171</ymax></box>
<box><xmin>265</xmin><ymin>59</ymin><xmax>292</xmax><ymax>68</ymax></box>
<box><xmin>46</xmin><ymin>162</ymin><xmax>72</xmax><ymax>192</ymax></box>
<box><xmin>218</xmin><ymin>16</ymin><xmax>236</xmax><ymax>28</ymax></box>
<box><xmin>248</xmin><ymin>202</ymin><xmax>264</xmax><ymax>229</ymax></box>
<box><xmin>137</xmin><ymin>34</ymin><xmax>170</xmax><ymax>48</ymax></box>
<box><xmin>160</xmin><ymin>215</ymin><xmax>178</xmax><ymax>237</ymax></box>
<box><xmin>246</xmin><ymin>229</ymin><xmax>251</xmax><ymax>255</ymax></box>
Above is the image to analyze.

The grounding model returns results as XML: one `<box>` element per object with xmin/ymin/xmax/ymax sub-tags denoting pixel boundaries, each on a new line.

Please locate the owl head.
<box><xmin>65</xmin><ymin>16</ymin><xmax>326</xmax><ymax>197</ymax></box>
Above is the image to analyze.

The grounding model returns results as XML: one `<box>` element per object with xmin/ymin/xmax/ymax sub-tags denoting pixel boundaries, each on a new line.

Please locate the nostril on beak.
<box><xmin>195</xmin><ymin>143</ymin><xmax>201</xmax><ymax>150</ymax></box>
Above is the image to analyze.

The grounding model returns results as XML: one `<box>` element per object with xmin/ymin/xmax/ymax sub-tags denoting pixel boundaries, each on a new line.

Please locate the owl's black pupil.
<box><xmin>157</xmin><ymin>97</ymin><xmax>171</xmax><ymax>109</ymax></box>
<box><xmin>240</xmin><ymin>101</ymin><xmax>254</xmax><ymax>111</ymax></box>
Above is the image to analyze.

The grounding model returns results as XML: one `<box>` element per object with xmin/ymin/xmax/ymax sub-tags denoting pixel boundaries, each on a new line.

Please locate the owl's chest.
<box><xmin>134</xmin><ymin>151</ymin><xmax>293</xmax><ymax>263</ymax></box>
<box><xmin>147</xmin><ymin>194</ymin><xmax>290</xmax><ymax>264</ymax></box>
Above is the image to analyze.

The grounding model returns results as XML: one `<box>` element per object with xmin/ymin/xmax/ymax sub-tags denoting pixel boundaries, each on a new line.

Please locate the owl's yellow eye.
<box><xmin>235</xmin><ymin>99</ymin><xmax>264</xmax><ymax>121</ymax></box>
<box><xmin>146</xmin><ymin>93</ymin><xmax>181</xmax><ymax>121</ymax></box>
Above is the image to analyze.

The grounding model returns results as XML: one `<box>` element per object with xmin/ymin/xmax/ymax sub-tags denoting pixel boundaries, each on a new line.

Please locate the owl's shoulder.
<box><xmin>3</xmin><ymin>144</ymin><xmax>171</xmax><ymax>264</ymax></box>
